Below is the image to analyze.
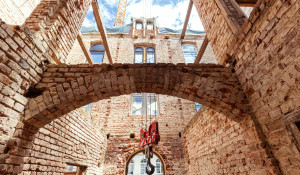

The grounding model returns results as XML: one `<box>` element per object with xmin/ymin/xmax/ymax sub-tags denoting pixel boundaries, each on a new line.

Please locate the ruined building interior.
<box><xmin>0</xmin><ymin>0</ymin><xmax>299</xmax><ymax>175</ymax></box>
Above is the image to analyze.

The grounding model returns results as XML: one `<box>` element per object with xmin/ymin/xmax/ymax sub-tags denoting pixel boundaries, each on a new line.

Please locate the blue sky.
<box><xmin>82</xmin><ymin>0</ymin><xmax>205</xmax><ymax>31</ymax></box>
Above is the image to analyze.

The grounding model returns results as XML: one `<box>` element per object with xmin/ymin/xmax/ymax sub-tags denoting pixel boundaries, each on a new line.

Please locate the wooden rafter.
<box><xmin>77</xmin><ymin>34</ymin><xmax>93</xmax><ymax>65</ymax></box>
<box><xmin>181</xmin><ymin>0</ymin><xmax>193</xmax><ymax>39</ymax></box>
<box><xmin>235</xmin><ymin>0</ymin><xmax>257</xmax><ymax>7</ymax></box>
<box><xmin>92</xmin><ymin>0</ymin><xmax>113</xmax><ymax>64</ymax></box>
<box><xmin>194</xmin><ymin>36</ymin><xmax>208</xmax><ymax>64</ymax></box>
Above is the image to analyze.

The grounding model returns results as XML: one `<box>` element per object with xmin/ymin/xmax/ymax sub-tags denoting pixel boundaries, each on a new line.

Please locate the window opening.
<box><xmin>147</xmin><ymin>22</ymin><xmax>154</xmax><ymax>30</ymax></box>
<box><xmin>136</xmin><ymin>22</ymin><xmax>143</xmax><ymax>29</ymax></box>
<box><xmin>134</xmin><ymin>47</ymin><xmax>155</xmax><ymax>63</ymax></box>
<box><xmin>64</xmin><ymin>164</ymin><xmax>85</xmax><ymax>175</ymax></box>
<box><xmin>182</xmin><ymin>44</ymin><xmax>197</xmax><ymax>63</ymax></box>
<box><xmin>131</xmin><ymin>93</ymin><xmax>158</xmax><ymax>116</ymax></box>
<box><xmin>90</xmin><ymin>44</ymin><xmax>105</xmax><ymax>63</ymax></box>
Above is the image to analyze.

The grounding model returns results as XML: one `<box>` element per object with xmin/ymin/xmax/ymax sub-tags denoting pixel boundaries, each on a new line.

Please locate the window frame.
<box><xmin>90</xmin><ymin>43</ymin><xmax>105</xmax><ymax>63</ymax></box>
<box><xmin>141</xmin><ymin>159</ymin><xmax>147</xmax><ymax>175</ymax></box>
<box><xmin>134</xmin><ymin>47</ymin><xmax>156</xmax><ymax>63</ymax></box>
<box><xmin>128</xmin><ymin>160</ymin><xmax>134</xmax><ymax>175</ymax></box>
<box><xmin>146</xmin><ymin>21</ymin><xmax>154</xmax><ymax>30</ymax></box>
<box><xmin>136</xmin><ymin>21</ymin><xmax>143</xmax><ymax>30</ymax></box>
<box><xmin>182</xmin><ymin>44</ymin><xmax>197</xmax><ymax>63</ymax></box>
<box><xmin>156</xmin><ymin>159</ymin><xmax>162</xmax><ymax>174</ymax></box>
<box><xmin>130</xmin><ymin>93</ymin><xmax>159</xmax><ymax>116</ymax></box>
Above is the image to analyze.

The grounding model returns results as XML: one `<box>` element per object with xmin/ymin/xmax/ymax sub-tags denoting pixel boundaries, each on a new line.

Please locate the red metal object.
<box><xmin>139</xmin><ymin>121</ymin><xmax>160</xmax><ymax>148</ymax></box>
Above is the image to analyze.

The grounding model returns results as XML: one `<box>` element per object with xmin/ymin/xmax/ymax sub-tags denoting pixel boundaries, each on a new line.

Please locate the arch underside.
<box><xmin>25</xmin><ymin>63</ymin><xmax>249</xmax><ymax>127</ymax></box>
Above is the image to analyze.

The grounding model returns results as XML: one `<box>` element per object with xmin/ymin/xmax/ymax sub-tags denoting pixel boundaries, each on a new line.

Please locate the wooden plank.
<box><xmin>194</xmin><ymin>36</ymin><xmax>208</xmax><ymax>64</ymax></box>
<box><xmin>92</xmin><ymin>0</ymin><xmax>113</xmax><ymax>64</ymax></box>
<box><xmin>77</xmin><ymin>34</ymin><xmax>93</xmax><ymax>65</ymax></box>
<box><xmin>180</xmin><ymin>0</ymin><xmax>193</xmax><ymax>39</ymax></box>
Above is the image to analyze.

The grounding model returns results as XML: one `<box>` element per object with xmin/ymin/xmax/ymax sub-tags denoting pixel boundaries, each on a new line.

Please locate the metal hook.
<box><xmin>146</xmin><ymin>158</ymin><xmax>155</xmax><ymax>175</ymax></box>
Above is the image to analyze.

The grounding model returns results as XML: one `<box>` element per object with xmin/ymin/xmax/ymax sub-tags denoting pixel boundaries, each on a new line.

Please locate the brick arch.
<box><xmin>24</xmin><ymin>63</ymin><xmax>249</xmax><ymax>128</ymax></box>
<box><xmin>124</xmin><ymin>149</ymin><xmax>166</xmax><ymax>175</ymax></box>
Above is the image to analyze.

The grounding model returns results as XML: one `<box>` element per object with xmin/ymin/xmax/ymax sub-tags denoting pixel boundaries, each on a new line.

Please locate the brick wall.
<box><xmin>0</xmin><ymin>0</ymin><xmax>41</xmax><ymax>25</ymax></box>
<box><xmin>183</xmin><ymin>107</ymin><xmax>281</xmax><ymax>174</ymax></box>
<box><xmin>66</xmin><ymin>33</ymin><xmax>217</xmax><ymax>64</ymax></box>
<box><xmin>91</xmin><ymin>95</ymin><xmax>197</xmax><ymax>175</ymax></box>
<box><xmin>227</xmin><ymin>0</ymin><xmax>300</xmax><ymax>174</ymax></box>
<box><xmin>192</xmin><ymin>0</ymin><xmax>247</xmax><ymax>64</ymax></box>
<box><xmin>21</xmin><ymin>110</ymin><xmax>107</xmax><ymax>175</ymax></box>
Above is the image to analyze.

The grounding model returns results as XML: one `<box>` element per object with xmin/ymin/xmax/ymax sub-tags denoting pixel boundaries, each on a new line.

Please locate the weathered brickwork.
<box><xmin>0</xmin><ymin>18</ymin><xmax>46</xmax><ymax>156</ymax></box>
<box><xmin>0</xmin><ymin>0</ymin><xmax>41</xmax><ymax>25</ymax></box>
<box><xmin>92</xmin><ymin>95</ymin><xmax>196</xmax><ymax>175</ymax></box>
<box><xmin>23</xmin><ymin>0</ymin><xmax>92</xmax><ymax>63</ymax></box>
<box><xmin>183</xmin><ymin>107</ymin><xmax>281</xmax><ymax>175</ymax></box>
<box><xmin>192</xmin><ymin>0</ymin><xmax>247</xmax><ymax>64</ymax></box>
<box><xmin>227</xmin><ymin>0</ymin><xmax>300</xmax><ymax>174</ymax></box>
<box><xmin>0</xmin><ymin>0</ymin><xmax>298</xmax><ymax>174</ymax></box>
<box><xmin>22</xmin><ymin>110</ymin><xmax>107</xmax><ymax>174</ymax></box>
<box><xmin>24</xmin><ymin>63</ymin><xmax>249</xmax><ymax>127</ymax></box>
<box><xmin>0</xmin><ymin>0</ymin><xmax>92</xmax><ymax>160</ymax></box>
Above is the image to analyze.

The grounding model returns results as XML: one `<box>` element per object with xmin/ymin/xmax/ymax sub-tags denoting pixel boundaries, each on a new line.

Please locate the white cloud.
<box><xmin>99</xmin><ymin>2</ymin><xmax>115</xmax><ymax>26</ymax></box>
<box><xmin>82</xmin><ymin>17</ymin><xmax>96</xmax><ymax>28</ymax></box>
<box><xmin>125</xmin><ymin>0</ymin><xmax>204</xmax><ymax>31</ymax></box>
<box><xmin>103</xmin><ymin>0</ymin><xmax>119</xmax><ymax>8</ymax></box>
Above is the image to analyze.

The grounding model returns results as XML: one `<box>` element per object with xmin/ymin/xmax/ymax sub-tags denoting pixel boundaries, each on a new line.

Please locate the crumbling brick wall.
<box><xmin>183</xmin><ymin>107</ymin><xmax>281</xmax><ymax>174</ymax></box>
<box><xmin>21</xmin><ymin>110</ymin><xmax>107</xmax><ymax>174</ymax></box>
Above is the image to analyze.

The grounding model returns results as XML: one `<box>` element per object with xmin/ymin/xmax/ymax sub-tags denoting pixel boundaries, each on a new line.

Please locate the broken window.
<box><xmin>136</xmin><ymin>22</ymin><xmax>143</xmax><ymax>29</ymax></box>
<box><xmin>182</xmin><ymin>44</ymin><xmax>197</xmax><ymax>63</ymax></box>
<box><xmin>134</xmin><ymin>47</ymin><xmax>155</xmax><ymax>63</ymax></box>
<box><xmin>90</xmin><ymin>44</ymin><xmax>105</xmax><ymax>63</ymax></box>
<box><xmin>131</xmin><ymin>93</ymin><xmax>158</xmax><ymax>116</ymax></box>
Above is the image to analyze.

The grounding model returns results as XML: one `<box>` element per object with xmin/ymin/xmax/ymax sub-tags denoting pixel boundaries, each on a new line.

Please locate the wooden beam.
<box><xmin>181</xmin><ymin>0</ymin><xmax>193</xmax><ymax>39</ymax></box>
<box><xmin>194</xmin><ymin>36</ymin><xmax>208</xmax><ymax>64</ymax></box>
<box><xmin>237</xmin><ymin>2</ymin><xmax>256</xmax><ymax>7</ymax></box>
<box><xmin>92</xmin><ymin>0</ymin><xmax>113</xmax><ymax>64</ymax></box>
<box><xmin>235</xmin><ymin>0</ymin><xmax>257</xmax><ymax>7</ymax></box>
<box><xmin>77</xmin><ymin>34</ymin><xmax>93</xmax><ymax>65</ymax></box>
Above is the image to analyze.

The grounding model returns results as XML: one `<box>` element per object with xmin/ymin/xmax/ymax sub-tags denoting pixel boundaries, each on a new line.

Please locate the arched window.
<box><xmin>156</xmin><ymin>159</ymin><xmax>162</xmax><ymax>174</ymax></box>
<box><xmin>90</xmin><ymin>44</ymin><xmax>105</xmax><ymax>63</ymax></box>
<box><xmin>182</xmin><ymin>44</ymin><xmax>197</xmax><ymax>63</ymax></box>
<box><xmin>128</xmin><ymin>160</ymin><xmax>134</xmax><ymax>175</ymax></box>
<box><xmin>134</xmin><ymin>47</ymin><xmax>155</xmax><ymax>63</ymax></box>
<box><xmin>134</xmin><ymin>47</ymin><xmax>144</xmax><ymax>63</ymax></box>
<box><xmin>146</xmin><ymin>47</ymin><xmax>155</xmax><ymax>63</ymax></box>
<box><xmin>141</xmin><ymin>159</ymin><xmax>147</xmax><ymax>174</ymax></box>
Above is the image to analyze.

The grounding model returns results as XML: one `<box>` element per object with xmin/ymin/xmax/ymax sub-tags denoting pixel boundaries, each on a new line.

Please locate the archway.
<box><xmin>125</xmin><ymin>150</ymin><xmax>166</xmax><ymax>175</ymax></box>
<box><xmin>25</xmin><ymin>63</ymin><xmax>249</xmax><ymax>129</ymax></box>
